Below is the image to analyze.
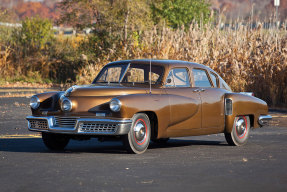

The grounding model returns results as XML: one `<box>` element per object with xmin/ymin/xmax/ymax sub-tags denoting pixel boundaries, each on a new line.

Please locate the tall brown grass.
<box><xmin>77</xmin><ymin>24</ymin><xmax>287</xmax><ymax>107</ymax></box>
<box><xmin>1</xmin><ymin>22</ymin><xmax>286</xmax><ymax>107</ymax></box>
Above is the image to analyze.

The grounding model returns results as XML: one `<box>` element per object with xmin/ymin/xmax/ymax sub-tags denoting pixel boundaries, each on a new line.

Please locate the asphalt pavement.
<box><xmin>0</xmin><ymin>97</ymin><xmax>287</xmax><ymax>192</ymax></box>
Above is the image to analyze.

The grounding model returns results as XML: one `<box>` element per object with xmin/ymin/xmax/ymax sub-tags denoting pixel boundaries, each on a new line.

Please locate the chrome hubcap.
<box><xmin>236</xmin><ymin>118</ymin><xmax>246</xmax><ymax>138</ymax></box>
<box><xmin>134</xmin><ymin>121</ymin><xmax>146</xmax><ymax>143</ymax></box>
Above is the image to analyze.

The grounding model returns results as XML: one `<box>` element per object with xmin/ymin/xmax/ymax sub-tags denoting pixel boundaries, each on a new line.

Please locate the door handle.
<box><xmin>200</xmin><ymin>89</ymin><xmax>206</xmax><ymax>92</ymax></box>
<box><xmin>193</xmin><ymin>89</ymin><xmax>200</xmax><ymax>93</ymax></box>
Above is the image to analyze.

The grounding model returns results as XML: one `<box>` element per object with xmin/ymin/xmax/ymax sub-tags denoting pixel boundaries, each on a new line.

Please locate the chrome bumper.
<box><xmin>258</xmin><ymin>115</ymin><xmax>272</xmax><ymax>127</ymax></box>
<box><xmin>26</xmin><ymin>116</ymin><xmax>132</xmax><ymax>135</ymax></box>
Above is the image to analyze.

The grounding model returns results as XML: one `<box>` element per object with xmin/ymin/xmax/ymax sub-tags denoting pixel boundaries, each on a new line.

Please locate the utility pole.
<box><xmin>250</xmin><ymin>0</ymin><xmax>254</xmax><ymax>29</ymax></box>
<box><xmin>274</xmin><ymin>0</ymin><xmax>280</xmax><ymax>27</ymax></box>
<box><xmin>250</xmin><ymin>0</ymin><xmax>253</xmax><ymax>23</ymax></box>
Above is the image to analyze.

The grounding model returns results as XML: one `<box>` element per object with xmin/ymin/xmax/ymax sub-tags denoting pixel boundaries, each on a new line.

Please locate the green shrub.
<box><xmin>12</xmin><ymin>17</ymin><xmax>54</xmax><ymax>56</ymax></box>
<box><xmin>152</xmin><ymin>0</ymin><xmax>211</xmax><ymax>29</ymax></box>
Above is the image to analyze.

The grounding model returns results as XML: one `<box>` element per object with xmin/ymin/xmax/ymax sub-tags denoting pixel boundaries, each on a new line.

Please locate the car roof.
<box><xmin>107</xmin><ymin>59</ymin><xmax>216</xmax><ymax>73</ymax></box>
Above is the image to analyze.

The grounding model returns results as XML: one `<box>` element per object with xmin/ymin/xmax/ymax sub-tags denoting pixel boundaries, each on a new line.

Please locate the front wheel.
<box><xmin>225</xmin><ymin>116</ymin><xmax>250</xmax><ymax>146</ymax></box>
<box><xmin>122</xmin><ymin>113</ymin><xmax>151</xmax><ymax>154</ymax></box>
<box><xmin>42</xmin><ymin>132</ymin><xmax>70</xmax><ymax>150</ymax></box>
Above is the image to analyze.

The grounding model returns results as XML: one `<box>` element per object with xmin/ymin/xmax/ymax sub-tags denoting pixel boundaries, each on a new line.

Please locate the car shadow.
<box><xmin>149</xmin><ymin>139</ymin><xmax>228</xmax><ymax>149</ymax></box>
<box><xmin>0</xmin><ymin>138</ymin><xmax>228</xmax><ymax>154</ymax></box>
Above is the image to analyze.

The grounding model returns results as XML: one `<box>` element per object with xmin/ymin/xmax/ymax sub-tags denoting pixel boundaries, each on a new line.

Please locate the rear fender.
<box><xmin>224</xmin><ymin>93</ymin><xmax>268</xmax><ymax>133</ymax></box>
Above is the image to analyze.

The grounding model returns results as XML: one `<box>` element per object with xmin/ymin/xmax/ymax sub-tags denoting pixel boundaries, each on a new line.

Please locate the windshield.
<box><xmin>95</xmin><ymin>64</ymin><xmax>128</xmax><ymax>83</ymax></box>
<box><xmin>93</xmin><ymin>63</ymin><xmax>164</xmax><ymax>85</ymax></box>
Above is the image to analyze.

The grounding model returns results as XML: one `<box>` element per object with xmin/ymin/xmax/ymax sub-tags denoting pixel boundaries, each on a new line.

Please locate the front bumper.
<box><xmin>26</xmin><ymin>116</ymin><xmax>132</xmax><ymax>135</ymax></box>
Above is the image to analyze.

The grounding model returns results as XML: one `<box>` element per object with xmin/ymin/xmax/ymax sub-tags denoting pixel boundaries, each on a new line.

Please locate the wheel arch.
<box><xmin>136</xmin><ymin>111</ymin><xmax>159</xmax><ymax>140</ymax></box>
<box><xmin>248</xmin><ymin>114</ymin><xmax>255</xmax><ymax>128</ymax></box>
<box><xmin>225</xmin><ymin>114</ymin><xmax>254</xmax><ymax>133</ymax></box>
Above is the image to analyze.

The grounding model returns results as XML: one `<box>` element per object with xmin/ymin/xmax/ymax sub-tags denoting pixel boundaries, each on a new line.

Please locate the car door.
<box><xmin>164</xmin><ymin>68</ymin><xmax>201</xmax><ymax>135</ymax></box>
<box><xmin>191</xmin><ymin>68</ymin><xmax>226</xmax><ymax>130</ymax></box>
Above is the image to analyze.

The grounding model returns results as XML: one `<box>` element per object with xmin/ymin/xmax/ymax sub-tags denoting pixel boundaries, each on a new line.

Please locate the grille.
<box><xmin>29</xmin><ymin>119</ymin><xmax>48</xmax><ymax>130</ymax></box>
<box><xmin>78</xmin><ymin>122</ymin><xmax>117</xmax><ymax>133</ymax></box>
<box><xmin>54</xmin><ymin>116</ymin><xmax>77</xmax><ymax>128</ymax></box>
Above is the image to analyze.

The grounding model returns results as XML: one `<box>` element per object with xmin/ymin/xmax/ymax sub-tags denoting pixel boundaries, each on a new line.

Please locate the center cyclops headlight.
<box><xmin>30</xmin><ymin>95</ymin><xmax>40</xmax><ymax>109</ymax></box>
<box><xmin>61</xmin><ymin>97</ymin><xmax>73</xmax><ymax>112</ymax></box>
<box><xmin>109</xmin><ymin>98</ymin><xmax>121</xmax><ymax>112</ymax></box>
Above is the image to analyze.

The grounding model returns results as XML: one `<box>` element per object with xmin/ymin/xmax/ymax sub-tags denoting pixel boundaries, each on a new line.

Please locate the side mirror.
<box><xmin>166</xmin><ymin>78</ymin><xmax>172</xmax><ymax>84</ymax></box>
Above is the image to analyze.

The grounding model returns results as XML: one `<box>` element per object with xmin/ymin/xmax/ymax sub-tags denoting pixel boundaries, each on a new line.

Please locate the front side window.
<box><xmin>192</xmin><ymin>69</ymin><xmax>212</xmax><ymax>88</ymax></box>
<box><xmin>165</xmin><ymin>68</ymin><xmax>191</xmax><ymax>88</ymax></box>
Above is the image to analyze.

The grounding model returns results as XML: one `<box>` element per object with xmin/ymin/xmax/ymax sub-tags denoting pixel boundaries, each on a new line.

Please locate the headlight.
<box><xmin>30</xmin><ymin>96</ymin><xmax>40</xmax><ymax>109</ymax></box>
<box><xmin>110</xmin><ymin>98</ymin><xmax>121</xmax><ymax>112</ymax></box>
<box><xmin>61</xmin><ymin>97</ymin><xmax>73</xmax><ymax>112</ymax></box>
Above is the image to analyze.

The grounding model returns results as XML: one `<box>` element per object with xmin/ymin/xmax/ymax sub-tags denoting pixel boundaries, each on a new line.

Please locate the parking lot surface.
<box><xmin>0</xmin><ymin>97</ymin><xmax>287</xmax><ymax>192</ymax></box>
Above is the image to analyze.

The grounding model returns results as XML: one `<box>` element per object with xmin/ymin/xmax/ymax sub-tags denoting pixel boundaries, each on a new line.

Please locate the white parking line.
<box><xmin>0</xmin><ymin>134</ymin><xmax>41</xmax><ymax>139</ymax></box>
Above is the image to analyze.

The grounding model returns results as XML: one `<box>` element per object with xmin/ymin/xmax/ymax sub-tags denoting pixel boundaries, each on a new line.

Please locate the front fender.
<box><xmin>32</xmin><ymin>92</ymin><xmax>64</xmax><ymax>115</ymax></box>
<box><xmin>116</xmin><ymin>94</ymin><xmax>170</xmax><ymax>138</ymax></box>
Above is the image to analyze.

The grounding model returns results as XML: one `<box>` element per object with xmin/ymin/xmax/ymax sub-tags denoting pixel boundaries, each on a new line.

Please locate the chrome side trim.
<box><xmin>258</xmin><ymin>115</ymin><xmax>272</xmax><ymax>127</ymax></box>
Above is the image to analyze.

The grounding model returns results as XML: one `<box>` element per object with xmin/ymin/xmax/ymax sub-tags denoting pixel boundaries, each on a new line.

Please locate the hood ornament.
<box><xmin>64</xmin><ymin>86</ymin><xmax>77</xmax><ymax>97</ymax></box>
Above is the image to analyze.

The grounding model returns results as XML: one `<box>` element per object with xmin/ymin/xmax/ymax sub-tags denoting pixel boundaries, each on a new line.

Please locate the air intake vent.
<box><xmin>29</xmin><ymin>119</ymin><xmax>49</xmax><ymax>130</ymax></box>
<box><xmin>78</xmin><ymin>122</ymin><xmax>117</xmax><ymax>133</ymax></box>
<box><xmin>54</xmin><ymin>116</ymin><xmax>77</xmax><ymax>128</ymax></box>
<box><xmin>225</xmin><ymin>98</ymin><xmax>233</xmax><ymax>115</ymax></box>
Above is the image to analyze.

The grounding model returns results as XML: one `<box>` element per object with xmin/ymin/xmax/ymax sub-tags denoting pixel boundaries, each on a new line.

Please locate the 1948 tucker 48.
<box><xmin>27</xmin><ymin>60</ymin><xmax>272</xmax><ymax>154</ymax></box>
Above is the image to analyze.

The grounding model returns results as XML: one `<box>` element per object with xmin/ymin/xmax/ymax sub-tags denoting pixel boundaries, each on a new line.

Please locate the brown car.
<box><xmin>26</xmin><ymin>60</ymin><xmax>272</xmax><ymax>154</ymax></box>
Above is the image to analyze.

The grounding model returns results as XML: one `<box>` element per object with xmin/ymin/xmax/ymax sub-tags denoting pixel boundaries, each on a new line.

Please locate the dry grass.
<box><xmin>1</xmin><ymin>21</ymin><xmax>286</xmax><ymax>107</ymax></box>
<box><xmin>77</xmin><ymin>24</ymin><xmax>287</xmax><ymax>107</ymax></box>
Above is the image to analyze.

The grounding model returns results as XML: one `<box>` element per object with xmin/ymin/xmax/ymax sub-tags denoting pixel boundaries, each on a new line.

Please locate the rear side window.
<box><xmin>210</xmin><ymin>72</ymin><xmax>218</xmax><ymax>87</ymax></box>
<box><xmin>166</xmin><ymin>68</ymin><xmax>190</xmax><ymax>88</ymax></box>
<box><xmin>192</xmin><ymin>69</ymin><xmax>212</xmax><ymax>87</ymax></box>
<box><xmin>127</xmin><ymin>68</ymin><xmax>144</xmax><ymax>83</ymax></box>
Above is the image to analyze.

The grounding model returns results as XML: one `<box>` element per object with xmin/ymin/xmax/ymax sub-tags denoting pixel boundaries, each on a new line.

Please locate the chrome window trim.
<box><xmin>119</xmin><ymin>63</ymin><xmax>131</xmax><ymax>83</ymax></box>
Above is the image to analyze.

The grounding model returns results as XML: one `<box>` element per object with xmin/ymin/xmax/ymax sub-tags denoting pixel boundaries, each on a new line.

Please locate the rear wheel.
<box><xmin>225</xmin><ymin>116</ymin><xmax>250</xmax><ymax>146</ymax></box>
<box><xmin>122</xmin><ymin>113</ymin><xmax>151</xmax><ymax>154</ymax></box>
<box><xmin>42</xmin><ymin>132</ymin><xmax>70</xmax><ymax>150</ymax></box>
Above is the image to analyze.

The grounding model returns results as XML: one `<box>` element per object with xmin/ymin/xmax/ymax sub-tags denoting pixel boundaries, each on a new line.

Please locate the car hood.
<box><xmin>68</xmin><ymin>84</ymin><xmax>149</xmax><ymax>97</ymax></box>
